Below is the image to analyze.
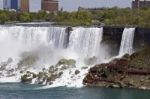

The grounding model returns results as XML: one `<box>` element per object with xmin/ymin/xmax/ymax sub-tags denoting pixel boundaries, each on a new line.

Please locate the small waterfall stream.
<box><xmin>119</xmin><ymin>28</ymin><xmax>135</xmax><ymax>55</ymax></box>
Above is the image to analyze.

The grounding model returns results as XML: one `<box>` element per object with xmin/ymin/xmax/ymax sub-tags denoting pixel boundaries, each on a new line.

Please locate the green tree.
<box><xmin>0</xmin><ymin>12</ymin><xmax>8</xmax><ymax>24</ymax></box>
<box><xmin>19</xmin><ymin>12</ymin><xmax>32</xmax><ymax>22</ymax></box>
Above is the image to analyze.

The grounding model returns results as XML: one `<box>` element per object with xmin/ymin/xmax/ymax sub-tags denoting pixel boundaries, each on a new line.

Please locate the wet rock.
<box><xmin>75</xmin><ymin>70</ymin><xmax>80</xmax><ymax>75</ymax></box>
<box><xmin>57</xmin><ymin>59</ymin><xmax>76</xmax><ymax>67</ymax></box>
<box><xmin>60</xmin><ymin>65</ymin><xmax>68</xmax><ymax>70</ymax></box>
<box><xmin>20</xmin><ymin>70</ymin><xmax>24</xmax><ymax>73</ymax></box>
<box><xmin>36</xmin><ymin>72</ymin><xmax>48</xmax><ymax>84</ymax></box>
<box><xmin>36</xmin><ymin>69</ymin><xmax>63</xmax><ymax>85</ymax></box>
<box><xmin>49</xmin><ymin>66</ymin><xmax>55</xmax><ymax>73</ymax></box>
<box><xmin>108</xmin><ymin>84</ymin><xmax>120</xmax><ymax>88</ymax></box>
<box><xmin>83</xmin><ymin>48</ymin><xmax>150</xmax><ymax>90</ymax></box>
<box><xmin>66</xmin><ymin>26</ymin><xmax>73</xmax><ymax>33</ymax></box>
<box><xmin>58</xmin><ymin>72</ymin><xmax>63</xmax><ymax>76</ymax></box>
<box><xmin>21</xmin><ymin>71</ymin><xmax>36</xmax><ymax>83</ymax></box>
<box><xmin>47</xmin><ymin>73</ymin><xmax>60</xmax><ymax>83</ymax></box>
<box><xmin>81</xmin><ymin>66</ymin><xmax>88</xmax><ymax>69</ymax></box>
<box><xmin>122</xmin><ymin>54</ymin><xmax>130</xmax><ymax>60</ymax></box>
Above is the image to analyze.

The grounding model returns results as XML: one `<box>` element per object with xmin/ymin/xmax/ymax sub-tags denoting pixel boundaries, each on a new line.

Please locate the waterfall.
<box><xmin>119</xmin><ymin>28</ymin><xmax>135</xmax><ymax>55</ymax></box>
<box><xmin>0</xmin><ymin>25</ymin><xmax>105</xmax><ymax>87</ymax></box>
<box><xmin>0</xmin><ymin>26</ymin><xmax>66</xmax><ymax>49</ymax></box>
<box><xmin>69</xmin><ymin>27</ymin><xmax>103</xmax><ymax>62</ymax></box>
<box><xmin>0</xmin><ymin>26</ymin><xmax>104</xmax><ymax>64</ymax></box>
<box><xmin>0</xmin><ymin>26</ymin><xmax>67</xmax><ymax>66</ymax></box>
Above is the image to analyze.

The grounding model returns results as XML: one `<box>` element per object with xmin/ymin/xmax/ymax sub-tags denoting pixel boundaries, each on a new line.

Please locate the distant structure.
<box><xmin>4</xmin><ymin>0</ymin><xmax>11</xmax><ymax>10</ymax></box>
<box><xmin>20</xmin><ymin>0</ymin><xmax>29</xmax><ymax>12</ymax></box>
<box><xmin>78</xmin><ymin>7</ymin><xmax>105</xmax><ymax>11</ymax></box>
<box><xmin>3</xmin><ymin>0</ymin><xmax>20</xmax><ymax>11</ymax></box>
<box><xmin>29</xmin><ymin>0</ymin><xmax>41</xmax><ymax>12</ymax></box>
<box><xmin>0</xmin><ymin>0</ymin><xmax>4</xmax><ymax>10</ymax></box>
<box><xmin>11</xmin><ymin>0</ymin><xmax>19</xmax><ymax>10</ymax></box>
<box><xmin>132</xmin><ymin>0</ymin><xmax>150</xmax><ymax>9</ymax></box>
<box><xmin>0</xmin><ymin>0</ymin><xmax>59</xmax><ymax>12</ymax></box>
<box><xmin>42</xmin><ymin>0</ymin><xmax>58</xmax><ymax>12</ymax></box>
<box><xmin>21</xmin><ymin>0</ymin><xmax>59</xmax><ymax>12</ymax></box>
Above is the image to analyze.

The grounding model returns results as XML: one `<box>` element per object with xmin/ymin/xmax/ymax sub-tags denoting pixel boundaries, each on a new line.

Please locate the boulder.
<box><xmin>21</xmin><ymin>71</ymin><xmax>36</xmax><ymax>83</ymax></box>
<box><xmin>75</xmin><ymin>70</ymin><xmax>80</xmax><ymax>75</ymax></box>
<box><xmin>57</xmin><ymin>59</ymin><xmax>76</xmax><ymax>67</ymax></box>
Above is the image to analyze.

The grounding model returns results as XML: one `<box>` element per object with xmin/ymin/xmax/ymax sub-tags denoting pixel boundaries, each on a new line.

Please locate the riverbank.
<box><xmin>83</xmin><ymin>47</ymin><xmax>150</xmax><ymax>90</ymax></box>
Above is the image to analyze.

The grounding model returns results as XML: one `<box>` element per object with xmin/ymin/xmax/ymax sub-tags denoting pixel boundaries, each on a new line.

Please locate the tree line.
<box><xmin>0</xmin><ymin>7</ymin><xmax>150</xmax><ymax>27</ymax></box>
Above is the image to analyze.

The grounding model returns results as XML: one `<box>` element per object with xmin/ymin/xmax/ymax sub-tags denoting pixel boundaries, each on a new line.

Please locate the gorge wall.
<box><xmin>102</xmin><ymin>26</ymin><xmax>150</xmax><ymax>53</ymax></box>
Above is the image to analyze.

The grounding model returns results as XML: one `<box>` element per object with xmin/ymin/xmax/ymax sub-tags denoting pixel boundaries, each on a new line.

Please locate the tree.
<box><xmin>19</xmin><ymin>12</ymin><xmax>32</xmax><ymax>22</ymax></box>
<box><xmin>0</xmin><ymin>12</ymin><xmax>8</xmax><ymax>24</ymax></box>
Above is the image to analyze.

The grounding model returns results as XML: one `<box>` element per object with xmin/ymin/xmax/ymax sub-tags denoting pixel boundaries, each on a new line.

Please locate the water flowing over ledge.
<box><xmin>119</xmin><ymin>28</ymin><xmax>135</xmax><ymax>55</ymax></box>
<box><xmin>0</xmin><ymin>25</ymin><xmax>137</xmax><ymax>88</ymax></box>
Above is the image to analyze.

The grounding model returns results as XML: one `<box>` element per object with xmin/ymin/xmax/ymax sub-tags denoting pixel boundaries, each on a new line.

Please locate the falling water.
<box><xmin>119</xmin><ymin>28</ymin><xmax>135</xmax><ymax>55</ymax></box>
<box><xmin>0</xmin><ymin>26</ymin><xmax>67</xmax><ymax>61</ymax></box>
<box><xmin>0</xmin><ymin>25</ymin><xmax>105</xmax><ymax>87</ymax></box>
<box><xmin>69</xmin><ymin>27</ymin><xmax>103</xmax><ymax>63</ymax></box>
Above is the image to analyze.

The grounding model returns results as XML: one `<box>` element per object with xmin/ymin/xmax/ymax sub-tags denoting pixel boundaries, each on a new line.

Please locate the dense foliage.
<box><xmin>89</xmin><ymin>7</ymin><xmax>150</xmax><ymax>27</ymax></box>
<box><xmin>0</xmin><ymin>7</ymin><xmax>150</xmax><ymax>27</ymax></box>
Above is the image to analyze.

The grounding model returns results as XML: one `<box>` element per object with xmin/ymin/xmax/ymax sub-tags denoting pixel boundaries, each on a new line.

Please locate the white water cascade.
<box><xmin>50</xmin><ymin>27</ymin><xmax>104</xmax><ymax>88</ymax></box>
<box><xmin>0</xmin><ymin>26</ymin><xmax>68</xmax><ymax>67</ymax></box>
<box><xmin>119</xmin><ymin>28</ymin><xmax>135</xmax><ymax>55</ymax></box>
<box><xmin>0</xmin><ymin>26</ymin><xmax>105</xmax><ymax>87</ymax></box>
<box><xmin>69</xmin><ymin>27</ymin><xmax>104</xmax><ymax>64</ymax></box>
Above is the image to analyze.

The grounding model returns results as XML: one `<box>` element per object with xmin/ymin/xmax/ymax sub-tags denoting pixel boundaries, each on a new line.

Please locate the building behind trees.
<box><xmin>20</xmin><ymin>0</ymin><xmax>29</xmax><ymax>12</ymax></box>
<box><xmin>42</xmin><ymin>0</ymin><xmax>58</xmax><ymax>12</ymax></box>
<box><xmin>132</xmin><ymin>0</ymin><xmax>150</xmax><ymax>9</ymax></box>
<box><xmin>0</xmin><ymin>0</ymin><xmax>58</xmax><ymax>12</ymax></box>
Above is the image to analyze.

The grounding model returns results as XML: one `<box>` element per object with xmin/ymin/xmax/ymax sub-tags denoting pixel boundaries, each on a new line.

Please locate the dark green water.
<box><xmin>0</xmin><ymin>83</ymin><xmax>150</xmax><ymax>99</ymax></box>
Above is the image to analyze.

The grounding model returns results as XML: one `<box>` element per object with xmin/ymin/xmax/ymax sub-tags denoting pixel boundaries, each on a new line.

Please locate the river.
<box><xmin>0</xmin><ymin>83</ymin><xmax>149</xmax><ymax>99</ymax></box>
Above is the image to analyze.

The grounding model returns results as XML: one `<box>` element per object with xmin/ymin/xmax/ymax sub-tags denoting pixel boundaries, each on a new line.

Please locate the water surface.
<box><xmin>0</xmin><ymin>83</ymin><xmax>150</xmax><ymax>99</ymax></box>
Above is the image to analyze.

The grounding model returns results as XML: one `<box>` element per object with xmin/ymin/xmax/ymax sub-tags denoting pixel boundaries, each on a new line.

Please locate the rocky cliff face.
<box><xmin>103</xmin><ymin>27</ymin><xmax>150</xmax><ymax>55</ymax></box>
<box><xmin>83</xmin><ymin>47</ymin><xmax>150</xmax><ymax>90</ymax></box>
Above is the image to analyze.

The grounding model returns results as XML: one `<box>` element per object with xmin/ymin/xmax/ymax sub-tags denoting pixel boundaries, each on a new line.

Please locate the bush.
<box><xmin>0</xmin><ymin>11</ymin><xmax>9</xmax><ymax>24</ymax></box>
<box><xmin>19</xmin><ymin>12</ymin><xmax>32</xmax><ymax>22</ymax></box>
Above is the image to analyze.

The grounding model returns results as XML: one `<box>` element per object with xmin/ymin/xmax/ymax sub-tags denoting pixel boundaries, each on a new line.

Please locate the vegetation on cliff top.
<box><xmin>1</xmin><ymin>7</ymin><xmax>150</xmax><ymax>27</ymax></box>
